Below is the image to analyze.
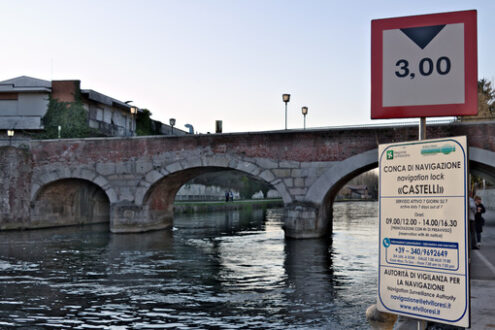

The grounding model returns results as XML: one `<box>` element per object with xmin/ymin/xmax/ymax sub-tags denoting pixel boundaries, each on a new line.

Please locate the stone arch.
<box><xmin>305</xmin><ymin>149</ymin><xmax>378</xmax><ymax>205</ymax></box>
<box><xmin>30</xmin><ymin>177</ymin><xmax>111</xmax><ymax>229</ymax></box>
<box><xmin>292</xmin><ymin>146</ymin><xmax>495</xmax><ymax>239</ymax></box>
<box><xmin>135</xmin><ymin>157</ymin><xmax>292</xmax><ymax>206</ymax></box>
<box><xmin>31</xmin><ymin>168</ymin><xmax>117</xmax><ymax>204</ymax></box>
<box><xmin>305</xmin><ymin>147</ymin><xmax>495</xmax><ymax>206</ymax></box>
<box><xmin>133</xmin><ymin>156</ymin><xmax>291</xmax><ymax>231</ymax></box>
<box><xmin>283</xmin><ymin>149</ymin><xmax>378</xmax><ymax>239</ymax></box>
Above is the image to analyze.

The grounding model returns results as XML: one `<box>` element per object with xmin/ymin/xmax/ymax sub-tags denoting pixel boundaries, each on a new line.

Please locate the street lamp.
<box><xmin>169</xmin><ymin>118</ymin><xmax>176</xmax><ymax>135</ymax></box>
<box><xmin>301</xmin><ymin>106</ymin><xmax>308</xmax><ymax>129</ymax></box>
<box><xmin>7</xmin><ymin>129</ymin><xmax>14</xmax><ymax>145</ymax></box>
<box><xmin>282</xmin><ymin>94</ymin><xmax>290</xmax><ymax>130</ymax></box>
<box><xmin>130</xmin><ymin>106</ymin><xmax>138</xmax><ymax>136</ymax></box>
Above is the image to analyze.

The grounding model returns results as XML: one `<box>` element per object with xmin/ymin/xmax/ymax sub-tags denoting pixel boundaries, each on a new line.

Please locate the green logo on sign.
<box><xmin>421</xmin><ymin>144</ymin><xmax>456</xmax><ymax>155</ymax></box>
<box><xmin>386</xmin><ymin>150</ymin><xmax>394</xmax><ymax>160</ymax></box>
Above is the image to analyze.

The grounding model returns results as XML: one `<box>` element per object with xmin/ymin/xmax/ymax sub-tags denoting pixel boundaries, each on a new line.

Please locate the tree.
<box><xmin>136</xmin><ymin>109</ymin><xmax>163</xmax><ymax>136</ymax></box>
<box><xmin>478</xmin><ymin>78</ymin><xmax>495</xmax><ymax>115</ymax></box>
<box><xmin>188</xmin><ymin>170</ymin><xmax>272</xmax><ymax>199</ymax></box>
<box><xmin>459</xmin><ymin>78</ymin><xmax>495</xmax><ymax>121</ymax></box>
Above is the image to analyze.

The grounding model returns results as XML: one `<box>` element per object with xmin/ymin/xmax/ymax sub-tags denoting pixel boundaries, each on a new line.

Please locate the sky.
<box><xmin>1</xmin><ymin>0</ymin><xmax>494</xmax><ymax>134</ymax></box>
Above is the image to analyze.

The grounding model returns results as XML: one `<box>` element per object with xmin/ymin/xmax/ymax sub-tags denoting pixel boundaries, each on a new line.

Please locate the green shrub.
<box><xmin>39</xmin><ymin>98</ymin><xmax>101</xmax><ymax>139</ymax></box>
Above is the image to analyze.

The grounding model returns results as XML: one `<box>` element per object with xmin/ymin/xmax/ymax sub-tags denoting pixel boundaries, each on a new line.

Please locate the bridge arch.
<box><xmin>295</xmin><ymin>146</ymin><xmax>495</xmax><ymax>239</ymax></box>
<box><xmin>305</xmin><ymin>149</ymin><xmax>378</xmax><ymax>206</ymax></box>
<box><xmin>131</xmin><ymin>156</ymin><xmax>292</xmax><ymax>232</ymax></box>
<box><xmin>305</xmin><ymin>146</ymin><xmax>495</xmax><ymax>208</ymax></box>
<box><xmin>30</xmin><ymin>177</ymin><xmax>111</xmax><ymax>229</ymax></box>
<box><xmin>282</xmin><ymin>149</ymin><xmax>378</xmax><ymax>239</ymax></box>
<box><xmin>135</xmin><ymin>157</ymin><xmax>292</xmax><ymax>206</ymax></box>
<box><xmin>31</xmin><ymin>169</ymin><xmax>117</xmax><ymax>204</ymax></box>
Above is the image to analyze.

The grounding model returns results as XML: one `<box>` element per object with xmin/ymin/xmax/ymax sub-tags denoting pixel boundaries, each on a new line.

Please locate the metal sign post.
<box><xmin>418</xmin><ymin>117</ymin><xmax>426</xmax><ymax>330</ymax></box>
<box><xmin>419</xmin><ymin>118</ymin><xmax>426</xmax><ymax>141</ymax></box>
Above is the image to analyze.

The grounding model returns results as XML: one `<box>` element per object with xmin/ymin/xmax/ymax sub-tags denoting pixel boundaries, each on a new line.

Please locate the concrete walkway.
<box><xmin>469</xmin><ymin>209</ymin><xmax>495</xmax><ymax>329</ymax></box>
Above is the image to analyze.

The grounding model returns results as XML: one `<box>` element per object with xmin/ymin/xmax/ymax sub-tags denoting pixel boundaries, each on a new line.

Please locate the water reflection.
<box><xmin>284</xmin><ymin>238</ymin><xmax>337</xmax><ymax>327</ymax></box>
<box><xmin>0</xmin><ymin>202</ymin><xmax>378</xmax><ymax>329</ymax></box>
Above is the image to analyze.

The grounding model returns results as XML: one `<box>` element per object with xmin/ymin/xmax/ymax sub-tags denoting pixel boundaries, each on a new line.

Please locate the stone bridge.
<box><xmin>1</xmin><ymin>121</ymin><xmax>494</xmax><ymax>238</ymax></box>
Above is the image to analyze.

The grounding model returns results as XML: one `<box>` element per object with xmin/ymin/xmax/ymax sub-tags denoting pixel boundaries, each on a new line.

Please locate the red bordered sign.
<box><xmin>371</xmin><ymin>10</ymin><xmax>477</xmax><ymax>119</ymax></box>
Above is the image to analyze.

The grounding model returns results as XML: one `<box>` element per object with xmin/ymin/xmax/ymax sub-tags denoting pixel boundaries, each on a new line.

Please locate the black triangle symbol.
<box><xmin>400</xmin><ymin>24</ymin><xmax>446</xmax><ymax>49</ymax></box>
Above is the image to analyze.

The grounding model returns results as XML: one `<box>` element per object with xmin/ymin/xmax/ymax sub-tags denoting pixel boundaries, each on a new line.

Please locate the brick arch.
<box><xmin>31</xmin><ymin>168</ymin><xmax>117</xmax><ymax>204</ymax></box>
<box><xmin>134</xmin><ymin>157</ymin><xmax>292</xmax><ymax>206</ymax></box>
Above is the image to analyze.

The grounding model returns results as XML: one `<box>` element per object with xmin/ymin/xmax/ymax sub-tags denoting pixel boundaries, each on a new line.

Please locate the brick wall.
<box><xmin>51</xmin><ymin>80</ymin><xmax>81</xmax><ymax>103</ymax></box>
<box><xmin>28</xmin><ymin>121</ymin><xmax>495</xmax><ymax>165</ymax></box>
<box><xmin>0</xmin><ymin>147</ymin><xmax>32</xmax><ymax>229</ymax></box>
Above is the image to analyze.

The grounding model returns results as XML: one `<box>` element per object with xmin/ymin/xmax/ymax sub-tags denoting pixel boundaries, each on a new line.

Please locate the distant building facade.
<box><xmin>338</xmin><ymin>185</ymin><xmax>371</xmax><ymax>200</ymax></box>
<box><xmin>175</xmin><ymin>184</ymin><xmax>240</xmax><ymax>201</ymax></box>
<box><xmin>0</xmin><ymin>76</ymin><xmax>51</xmax><ymax>132</ymax></box>
<box><xmin>0</xmin><ymin>76</ymin><xmax>187</xmax><ymax>137</ymax></box>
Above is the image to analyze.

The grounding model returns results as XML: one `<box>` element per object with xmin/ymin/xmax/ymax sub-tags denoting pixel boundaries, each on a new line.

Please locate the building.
<box><xmin>0</xmin><ymin>76</ymin><xmax>51</xmax><ymax>134</ymax></box>
<box><xmin>338</xmin><ymin>185</ymin><xmax>371</xmax><ymax>200</ymax></box>
<box><xmin>0</xmin><ymin>75</ymin><xmax>187</xmax><ymax>138</ymax></box>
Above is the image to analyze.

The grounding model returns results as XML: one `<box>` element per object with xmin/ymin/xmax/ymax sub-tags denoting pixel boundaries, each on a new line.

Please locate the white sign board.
<box><xmin>382</xmin><ymin>23</ymin><xmax>465</xmax><ymax>107</ymax></box>
<box><xmin>377</xmin><ymin>136</ymin><xmax>469</xmax><ymax>327</ymax></box>
<box><xmin>371</xmin><ymin>10</ymin><xmax>477</xmax><ymax>119</ymax></box>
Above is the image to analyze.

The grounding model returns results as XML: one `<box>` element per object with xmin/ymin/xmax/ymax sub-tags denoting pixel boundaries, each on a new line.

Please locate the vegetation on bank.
<box><xmin>174</xmin><ymin>198</ymin><xmax>282</xmax><ymax>206</ymax></box>
<box><xmin>187</xmin><ymin>171</ymin><xmax>273</xmax><ymax>200</ymax></box>
<box><xmin>337</xmin><ymin>169</ymin><xmax>378</xmax><ymax>200</ymax></box>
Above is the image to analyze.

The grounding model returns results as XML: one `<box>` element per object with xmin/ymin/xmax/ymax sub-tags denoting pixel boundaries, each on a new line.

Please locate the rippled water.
<box><xmin>0</xmin><ymin>201</ymin><xmax>378</xmax><ymax>329</ymax></box>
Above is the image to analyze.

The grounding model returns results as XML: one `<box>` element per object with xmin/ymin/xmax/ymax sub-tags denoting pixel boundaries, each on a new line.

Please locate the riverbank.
<box><xmin>173</xmin><ymin>198</ymin><xmax>284</xmax><ymax>213</ymax></box>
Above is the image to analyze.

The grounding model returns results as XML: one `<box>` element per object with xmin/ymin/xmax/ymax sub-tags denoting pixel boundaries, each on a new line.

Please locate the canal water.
<box><xmin>0</xmin><ymin>201</ymin><xmax>378</xmax><ymax>329</ymax></box>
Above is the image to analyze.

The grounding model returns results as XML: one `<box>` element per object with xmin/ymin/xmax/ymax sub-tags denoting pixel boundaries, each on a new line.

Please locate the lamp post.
<box><xmin>130</xmin><ymin>106</ymin><xmax>138</xmax><ymax>136</ymax></box>
<box><xmin>7</xmin><ymin>129</ymin><xmax>14</xmax><ymax>145</ymax></box>
<box><xmin>282</xmin><ymin>94</ymin><xmax>290</xmax><ymax>130</ymax></box>
<box><xmin>301</xmin><ymin>106</ymin><xmax>308</xmax><ymax>129</ymax></box>
<box><xmin>169</xmin><ymin>118</ymin><xmax>176</xmax><ymax>135</ymax></box>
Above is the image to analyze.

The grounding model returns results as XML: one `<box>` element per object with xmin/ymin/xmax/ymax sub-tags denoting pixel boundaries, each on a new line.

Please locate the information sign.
<box><xmin>377</xmin><ymin>136</ymin><xmax>469</xmax><ymax>327</ymax></box>
<box><xmin>371</xmin><ymin>10</ymin><xmax>477</xmax><ymax>119</ymax></box>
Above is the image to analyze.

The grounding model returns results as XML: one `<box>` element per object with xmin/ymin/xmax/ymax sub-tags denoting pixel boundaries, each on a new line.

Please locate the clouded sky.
<box><xmin>1</xmin><ymin>1</ymin><xmax>493</xmax><ymax>133</ymax></box>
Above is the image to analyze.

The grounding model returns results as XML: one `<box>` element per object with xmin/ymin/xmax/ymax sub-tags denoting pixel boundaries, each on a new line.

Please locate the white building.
<box><xmin>0</xmin><ymin>75</ymin><xmax>187</xmax><ymax>138</ymax></box>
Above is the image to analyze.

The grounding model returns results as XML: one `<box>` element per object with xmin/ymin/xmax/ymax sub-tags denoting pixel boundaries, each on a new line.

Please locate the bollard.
<box><xmin>366</xmin><ymin>304</ymin><xmax>397</xmax><ymax>330</ymax></box>
<box><xmin>393</xmin><ymin>316</ymin><xmax>427</xmax><ymax>330</ymax></box>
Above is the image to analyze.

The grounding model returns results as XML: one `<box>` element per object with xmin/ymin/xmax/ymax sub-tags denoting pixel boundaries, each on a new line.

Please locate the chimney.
<box><xmin>51</xmin><ymin>80</ymin><xmax>81</xmax><ymax>102</ymax></box>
